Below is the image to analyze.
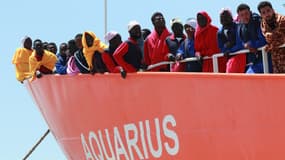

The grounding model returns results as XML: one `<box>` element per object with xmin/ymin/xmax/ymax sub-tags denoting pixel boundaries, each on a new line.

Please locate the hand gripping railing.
<box><xmin>146</xmin><ymin>56</ymin><xmax>211</xmax><ymax>71</ymax></box>
<box><xmin>212</xmin><ymin>44</ymin><xmax>285</xmax><ymax>73</ymax></box>
<box><xmin>147</xmin><ymin>44</ymin><xmax>285</xmax><ymax>72</ymax></box>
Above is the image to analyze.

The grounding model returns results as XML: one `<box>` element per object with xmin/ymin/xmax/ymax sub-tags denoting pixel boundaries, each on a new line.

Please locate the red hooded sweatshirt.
<box><xmin>144</xmin><ymin>28</ymin><xmax>171</xmax><ymax>71</ymax></box>
<box><xmin>195</xmin><ymin>11</ymin><xmax>226</xmax><ymax>72</ymax></box>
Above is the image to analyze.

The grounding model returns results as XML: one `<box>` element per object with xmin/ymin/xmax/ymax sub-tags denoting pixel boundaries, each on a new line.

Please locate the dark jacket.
<box><xmin>55</xmin><ymin>53</ymin><xmax>68</xmax><ymax>74</ymax></box>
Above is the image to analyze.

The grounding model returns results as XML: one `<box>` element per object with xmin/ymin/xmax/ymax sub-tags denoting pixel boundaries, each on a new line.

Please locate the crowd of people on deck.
<box><xmin>12</xmin><ymin>1</ymin><xmax>285</xmax><ymax>82</ymax></box>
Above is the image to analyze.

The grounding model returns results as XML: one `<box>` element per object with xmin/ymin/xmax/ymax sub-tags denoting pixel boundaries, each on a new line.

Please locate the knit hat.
<box><xmin>185</xmin><ymin>18</ymin><xmax>197</xmax><ymax>29</ymax></box>
<box><xmin>170</xmin><ymin>18</ymin><xmax>183</xmax><ymax>28</ymax></box>
<box><xmin>104</xmin><ymin>31</ymin><xmax>118</xmax><ymax>42</ymax></box>
<box><xmin>128</xmin><ymin>20</ymin><xmax>140</xmax><ymax>31</ymax></box>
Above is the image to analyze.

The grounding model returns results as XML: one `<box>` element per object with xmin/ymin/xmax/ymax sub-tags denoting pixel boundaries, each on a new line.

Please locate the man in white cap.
<box><xmin>176</xmin><ymin>18</ymin><xmax>202</xmax><ymax>72</ymax></box>
<box><xmin>102</xmin><ymin>31</ymin><xmax>127</xmax><ymax>78</ymax></box>
<box><xmin>166</xmin><ymin>18</ymin><xmax>186</xmax><ymax>72</ymax></box>
<box><xmin>113</xmin><ymin>21</ymin><xmax>142</xmax><ymax>72</ymax></box>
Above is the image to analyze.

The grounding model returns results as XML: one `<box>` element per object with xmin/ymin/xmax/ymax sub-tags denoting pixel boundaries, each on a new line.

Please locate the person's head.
<box><xmin>42</xmin><ymin>42</ymin><xmax>48</xmax><ymax>50</ymax></box>
<box><xmin>128</xmin><ymin>21</ymin><xmax>141</xmax><ymax>40</ymax></box>
<box><xmin>105</xmin><ymin>31</ymin><xmax>122</xmax><ymax>49</ymax></box>
<box><xmin>151</xmin><ymin>12</ymin><xmax>166</xmax><ymax>29</ymax></box>
<box><xmin>22</xmin><ymin>36</ymin><xmax>32</xmax><ymax>50</ymax></box>
<box><xmin>197</xmin><ymin>12</ymin><xmax>211</xmax><ymax>28</ymax></box>
<box><xmin>33</xmin><ymin>39</ymin><xmax>44</xmax><ymax>56</ymax></box>
<box><xmin>47</xmin><ymin>42</ymin><xmax>57</xmax><ymax>54</ymax></box>
<box><xmin>220</xmin><ymin>9</ymin><xmax>233</xmax><ymax>27</ymax></box>
<box><xmin>67</xmin><ymin>39</ymin><xmax>78</xmax><ymax>56</ymax></box>
<box><xmin>141</xmin><ymin>28</ymin><xmax>151</xmax><ymax>40</ymax></box>
<box><xmin>237</xmin><ymin>3</ymin><xmax>251</xmax><ymax>24</ymax></box>
<box><xmin>84</xmin><ymin>32</ymin><xmax>94</xmax><ymax>47</ymax></box>
<box><xmin>258</xmin><ymin>1</ymin><xmax>275</xmax><ymax>23</ymax></box>
<box><xmin>170</xmin><ymin>18</ymin><xmax>184</xmax><ymax>37</ymax></box>
<box><xmin>59</xmin><ymin>43</ymin><xmax>68</xmax><ymax>56</ymax></box>
<box><xmin>75</xmin><ymin>33</ymin><xmax>83</xmax><ymax>49</ymax></box>
<box><xmin>184</xmin><ymin>18</ymin><xmax>197</xmax><ymax>39</ymax></box>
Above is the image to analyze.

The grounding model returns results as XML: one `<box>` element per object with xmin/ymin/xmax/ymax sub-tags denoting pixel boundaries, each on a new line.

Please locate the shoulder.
<box><xmin>252</xmin><ymin>13</ymin><xmax>261</xmax><ymax>21</ymax></box>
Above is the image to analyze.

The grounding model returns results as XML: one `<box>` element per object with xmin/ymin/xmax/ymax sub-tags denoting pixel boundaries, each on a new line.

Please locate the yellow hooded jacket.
<box><xmin>29</xmin><ymin>50</ymin><xmax>57</xmax><ymax>81</ymax></box>
<box><xmin>82</xmin><ymin>31</ymin><xmax>107</xmax><ymax>70</ymax></box>
<box><xmin>12</xmin><ymin>48</ymin><xmax>33</xmax><ymax>81</ymax></box>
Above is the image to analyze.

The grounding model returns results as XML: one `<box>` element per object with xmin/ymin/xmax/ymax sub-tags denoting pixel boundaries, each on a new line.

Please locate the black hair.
<box><xmin>48</xmin><ymin>42</ymin><xmax>57</xmax><ymax>47</ymax></box>
<box><xmin>75</xmin><ymin>33</ymin><xmax>83</xmax><ymax>39</ymax></box>
<box><xmin>237</xmin><ymin>3</ymin><xmax>250</xmax><ymax>13</ymax></box>
<box><xmin>151</xmin><ymin>12</ymin><xmax>164</xmax><ymax>22</ymax></box>
<box><xmin>68</xmin><ymin>39</ymin><xmax>78</xmax><ymax>54</ymax></box>
<box><xmin>33</xmin><ymin>39</ymin><xmax>42</xmax><ymax>44</ymax></box>
<box><xmin>142</xmin><ymin>28</ymin><xmax>151</xmax><ymax>34</ymax></box>
<box><xmin>33</xmin><ymin>39</ymin><xmax>42</xmax><ymax>49</ymax></box>
<box><xmin>257</xmin><ymin>1</ymin><xmax>273</xmax><ymax>12</ymax></box>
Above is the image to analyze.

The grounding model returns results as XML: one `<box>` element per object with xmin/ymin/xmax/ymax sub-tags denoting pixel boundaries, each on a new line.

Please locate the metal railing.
<box><xmin>147</xmin><ymin>44</ymin><xmax>285</xmax><ymax>73</ymax></box>
<box><xmin>212</xmin><ymin>47</ymin><xmax>269</xmax><ymax>73</ymax></box>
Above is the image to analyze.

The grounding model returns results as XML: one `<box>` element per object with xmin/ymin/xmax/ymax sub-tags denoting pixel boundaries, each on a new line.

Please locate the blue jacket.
<box><xmin>177</xmin><ymin>38</ymin><xmax>202</xmax><ymax>72</ymax></box>
<box><xmin>217</xmin><ymin>22</ymin><xmax>244</xmax><ymax>54</ymax></box>
<box><xmin>237</xmin><ymin>13</ymin><xmax>272</xmax><ymax>73</ymax></box>
<box><xmin>238</xmin><ymin>13</ymin><xmax>267</xmax><ymax>49</ymax></box>
<box><xmin>55</xmin><ymin>53</ymin><xmax>68</xmax><ymax>74</ymax></box>
<box><xmin>177</xmin><ymin>38</ymin><xmax>195</xmax><ymax>58</ymax></box>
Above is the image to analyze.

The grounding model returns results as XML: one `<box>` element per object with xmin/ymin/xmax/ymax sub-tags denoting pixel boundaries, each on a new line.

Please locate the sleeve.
<box><xmin>217</xmin><ymin>30</ymin><xmax>226</xmax><ymax>53</ymax></box>
<box><xmin>29</xmin><ymin>56</ymin><xmax>41</xmax><ymax>81</ymax></box>
<box><xmin>208</xmin><ymin>27</ymin><xmax>221</xmax><ymax>56</ymax></box>
<box><xmin>14</xmin><ymin>64</ymin><xmax>27</xmax><ymax>81</ymax></box>
<box><xmin>229</xmin><ymin>33</ymin><xmax>244</xmax><ymax>53</ymax></box>
<box><xmin>55</xmin><ymin>57</ymin><xmax>67</xmax><ymax>74</ymax></box>
<box><xmin>12</xmin><ymin>48</ymin><xmax>20</xmax><ymax>64</ymax></box>
<box><xmin>102</xmin><ymin>52</ymin><xmax>120</xmax><ymax>73</ymax></box>
<box><xmin>113</xmin><ymin>42</ymin><xmax>137</xmax><ymax>72</ymax></box>
<box><xmin>177</xmin><ymin>41</ymin><xmax>186</xmax><ymax>58</ymax></box>
<box><xmin>251</xmin><ymin>26</ymin><xmax>267</xmax><ymax>48</ymax></box>
<box><xmin>43</xmin><ymin>51</ymin><xmax>57</xmax><ymax>71</ymax></box>
<box><xmin>270</xmin><ymin>16</ymin><xmax>285</xmax><ymax>48</ymax></box>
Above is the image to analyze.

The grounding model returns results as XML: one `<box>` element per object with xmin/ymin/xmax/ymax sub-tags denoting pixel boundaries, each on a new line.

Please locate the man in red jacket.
<box><xmin>144</xmin><ymin>12</ymin><xmax>171</xmax><ymax>71</ymax></box>
<box><xmin>113</xmin><ymin>21</ymin><xmax>142</xmax><ymax>73</ymax></box>
<box><xmin>102</xmin><ymin>31</ymin><xmax>123</xmax><ymax>73</ymax></box>
<box><xmin>195</xmin><ymin>11</ymin><xmax>227</xmax><ymax>72</ymax></box>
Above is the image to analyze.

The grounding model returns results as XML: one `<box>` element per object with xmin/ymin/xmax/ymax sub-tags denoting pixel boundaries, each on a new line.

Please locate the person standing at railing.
<box><xmin>144</xmin><ymin>12</ymin><xmax>171</xmax><ymax>71</ymax></box>
<box><xmin>12</xmin><ymin>36</ymin><xmax>33</xmax><ymax>83</ymax></box>
<box><xmin>177</xmin><ymin>18</ymin><xmax>202</xmax><ymax>72</ymax></box>
<box><xmin>237</xmin><ymin>3</ymin><xmax>273</xmax><ymax>73</ymax></box>
<box><xmin>195</xmin><ymin>11</ymin><xmax>227</xmax><ymax>72</ymax></box>
<box><xmin>258</xmin><ymin>1</ymin><xmax>285</xmax><ymax>73</ymax></box>
<box><xmin>218</xmin><ymin>9</ymin><xmax>246</xmax><ymax>73</ymax></box>
<box><xmin>102</xmin><ymin>31</ymin><xmax>123</xmax><ymax>73</ymax></box>
<box><xmin>73</xmin><ymin>34</ymin><xmax>90</xmax><ymax>74</ymax></box>
<box><xmin>165</xmin><ymin>18</ymin><xmax>186</xmax><ymax>72</ymax></box>
<box><xmin>82</xmin><ymin>31</ymin><xmax>108</xmax><ymax>74</ymax></box>
<box><xmin>55</xmin><ymin>43</ymin><xmax>69</xmax><ymax>74</ymax></box>
<box><xmin>29</xmin><ymin>39</ymin><xmax>57</xmax><ymax>81</ymax></box>
<box><xmin>113</xmin><ymin>21</ymin><xmax>143</xmax><ymax>72</ymax></box>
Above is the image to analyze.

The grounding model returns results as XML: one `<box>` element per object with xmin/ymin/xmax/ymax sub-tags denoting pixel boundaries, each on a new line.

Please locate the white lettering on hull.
<box><xmin>81</xmin><ymin>114</ymin><xmax>179</xmax><ymax>160</ymax></box>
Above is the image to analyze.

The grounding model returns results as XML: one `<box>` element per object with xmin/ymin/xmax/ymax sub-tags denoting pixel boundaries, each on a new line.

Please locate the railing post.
<box><xmin>212</xmin><ymin>54</ymin><xmax>219</xmax><ymax>73</ymax></box>
<box><xmin>262</xmin><ymin>47</ymin><xmax>269</xmax><ymax>74</ymax></box>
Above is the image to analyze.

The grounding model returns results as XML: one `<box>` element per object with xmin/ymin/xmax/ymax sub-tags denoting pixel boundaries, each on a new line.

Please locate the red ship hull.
<box><xmin>26</xmin><ymin>73</ymin><xmax>285</xmax><ymax>160</ymax></box>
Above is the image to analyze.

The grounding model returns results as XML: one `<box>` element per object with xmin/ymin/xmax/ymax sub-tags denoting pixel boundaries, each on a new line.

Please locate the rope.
<box><xmin>22</xmin><ymin>129</ymin><xmax>50</xmax><ymax>160</ymax></box>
